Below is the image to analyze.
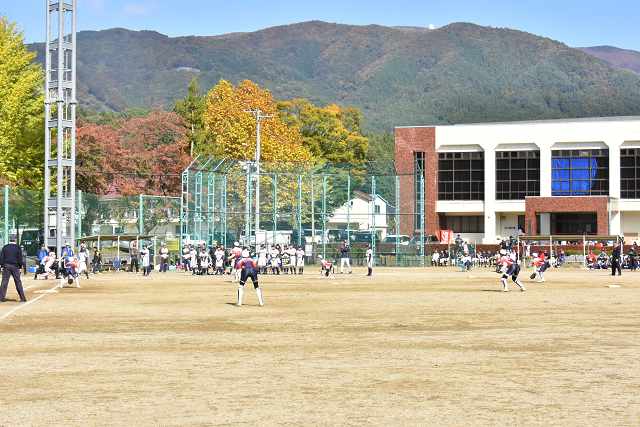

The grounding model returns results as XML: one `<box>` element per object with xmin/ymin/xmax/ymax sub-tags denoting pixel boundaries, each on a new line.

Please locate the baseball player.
<box><xmin>296</xmin><ymin>245</ymin><xmax>305</xmax><ymax>275</ymax></box>
<box><xmin>318</xmin><ymin>254</ymin><xmax>335</xmax><ymax>279</ymax></box>
<box><xmin>269</xmin><ymin>245</ymin><xmax>280</xmax><ymax>275</ymax></box>
<box><xmin>287</xmin><ymin>245</ymin><xmax>297</xmax><ymax>274</ymax></box>
<box><xmin>496</xmin><ymin>249</ymin><xmax>526</xmax><ymax>292</ymax></box>
<box><xmin>59</xmin><ymin>257</ymin><xmax>81</xmax><ymax>288</ymax></box>
<box><xmin>366</xmin><ymin>244</ymin><xmax>373</xmax><ymax>276</ymax></box>
<box><xmin>257</xmin><ymin>244</ymin><xmax>268</xmax><ymax>274</ymax></box>
<box><xmin>340</xmin><ymin>240</ymin><xmax>352</xmax><ymax>274</ymax></box>
<box><xmin>235</xmin><ymin>250</ymin><xmax>264</xmax><ymax>307</ymax></box>
<box><xmin>531</xmin><ymin>251</ymin><xmax>547</xmax><ymax>282</ymax></box>
<box><xmin>230</xmin><ymin>242</ymin><xmax>243</xmax><ymax>282</ymax></box>
<box><xmin>77</xmin><ymin>243</ymin><xmax>90</xmax><ymax>279</ymax></box>
<box><xmin>37</xmin><ymin>252</ymin><xmax>57</xmax><ymax>280</ymax></box>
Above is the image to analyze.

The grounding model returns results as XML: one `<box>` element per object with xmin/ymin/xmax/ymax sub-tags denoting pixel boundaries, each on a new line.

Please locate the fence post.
<box><xmin>77</xmin><ymin>190</ymin><xmax>82</xmax><ymax>239</ymax></box>
<box><xmin>4</xmin><ymin>185</ymin><xmax>8</xmax><ymax>245</ymax></box>
<box><xmin>139</xmin><ymin>194</ymin><xmax>143</xmax><ymax>234</ymax></box>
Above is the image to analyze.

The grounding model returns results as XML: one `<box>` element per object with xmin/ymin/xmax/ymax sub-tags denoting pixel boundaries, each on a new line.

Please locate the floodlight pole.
<box><xmin>244</xmin><ymin>109</ymin><xmax>273</xmax><ymax>236</ymax></box>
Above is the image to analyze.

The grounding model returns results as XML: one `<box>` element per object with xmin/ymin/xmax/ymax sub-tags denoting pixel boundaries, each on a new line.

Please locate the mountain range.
<box><xmin>28</xmin><ymin>21</ymin><xmax>640</xmax><ymax>134</ymax></box>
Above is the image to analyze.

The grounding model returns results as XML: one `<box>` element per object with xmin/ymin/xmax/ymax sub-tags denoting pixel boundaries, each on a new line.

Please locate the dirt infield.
<box><xmin>0</xmin><ymin>267</ymin><xmax>639</xmax><ymax>426</ymax></box>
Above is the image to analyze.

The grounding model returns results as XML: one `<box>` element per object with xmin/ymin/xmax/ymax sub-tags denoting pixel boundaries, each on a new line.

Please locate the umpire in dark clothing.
<box><xmin>0</xmin><ymin>235</ymin><xmax>27</xmax><ymax>302</ymax></box>
<box><xmin>611</xmin><ymin>242</ymin><xmax>622</xmax><ymax>276</ymax></box>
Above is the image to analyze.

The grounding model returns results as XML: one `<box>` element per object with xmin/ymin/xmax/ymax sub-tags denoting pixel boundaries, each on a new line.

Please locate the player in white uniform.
<box><xmin>366</xmin><ymin>244</ymin><xmax>373</xmax><ymax>276</ymax></box>
<box><xmin>200</xmin><ymin>249</ymin><xmax>211</xmax><ymax>275</ymax></box>
<box><xmin>460</xmin><ymin>250</ymin><xmax>472</xmax><ymax>271</ymax></box>
<box><xmin>287</xmin><ymin>245</ymin><xmax>297</xmax><ymax>274</ymax></box>
<box><xmin>269</xmin><ymin>245</ymin><xmax>280</xmax><ymax>275</ymax></box>
<box><xmin>189</xmin><ymin>246</ymin><xmax>197</xmax><ymax>275</ymax></box>
<box><xmin>38</xmin><ymin>252</ymin><xmax>57</xmax><ymax>279</ymax></box>
<box><xmin>77</xmin><ymin>243</ymin><xmax>90</xmax><ymax>279</ymax></box>
<box><xmin>281</xmin><ymin>245</ymin><xmax>291</xmax><ymax>274</ymax></box>
<box><xmin>296</xmin><ymin>245</ymin><xmax>305</xmax><ymax>275</ymax></box>
<box><xmin>214</xmin><ymin>247</ymin><xmax>225</xmax><ymax>275</ymax></box>
<box><xmin>257</xmin><ymin>244</ymin><xmax>268</xmax><ymax>274</ymax></box>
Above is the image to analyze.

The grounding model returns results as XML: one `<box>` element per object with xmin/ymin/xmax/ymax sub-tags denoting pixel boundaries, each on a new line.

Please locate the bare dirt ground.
<box><xmin>0</xmin><ymin>266</ymin><xmax>639</xmax><ymax>426</ymax></box>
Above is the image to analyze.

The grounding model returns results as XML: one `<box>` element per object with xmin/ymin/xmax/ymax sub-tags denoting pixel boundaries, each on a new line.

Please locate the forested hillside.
<box><xmin>29</xmin><ymin>21</ymin><xmax>640</xmax><ymax>133</ymax></box>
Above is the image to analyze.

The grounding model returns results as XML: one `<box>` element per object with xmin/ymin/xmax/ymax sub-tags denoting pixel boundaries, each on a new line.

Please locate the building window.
<box><xmin>415</xmin><ymin>152</ymin><xmax>425</xmax><ymax>230</ymax></box>
<box><xmin>375</xmin><ymin>205</ymin><xmax>381</xmax><ymax>214</ymax></box>
<box><xmin>444</xmin><ymin>216</ymin><xmax>485</xmax><ymax>233</ymax></box>
<box><xmin>550</xmin><ymin>213</ymin><xmax>597</xmax><ymax>235</ymax></box>
<box><xmin>621</xmin><ymin>149</ymin><xmax>640</xmax><ymax>199</ymax></box>
<box><xmin>551</xmin><ymin>149</ymin><xmax>609</xmax><ymax>196</ymax></box>
<box><xmin>495</xmin><ymin>151</ymin><xmax>540</xmax><ymax>200</ymax></box>
<box><xmin>438</xmin><ymin>152</ymin><xmax>484</xmax><ymax>201</ymax></box>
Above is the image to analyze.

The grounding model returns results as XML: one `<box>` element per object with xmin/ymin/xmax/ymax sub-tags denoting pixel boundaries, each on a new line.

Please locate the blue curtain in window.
<box><xmin>553</xmin><ymin>159</ymin><xmax>570</xmax><ymax>168</ymax></box>
<box><xmin>591</xmin><ymin>158</ymin><xmax>598</xmax><ymax>179</ymax></box>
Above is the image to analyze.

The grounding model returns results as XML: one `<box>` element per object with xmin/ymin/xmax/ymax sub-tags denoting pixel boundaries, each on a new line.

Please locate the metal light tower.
<box><xmin>44</xmin><ymin>0</ymin><xmax>77</xmax><ymax>254</ymax></box>
<box><xmin>245</xmin><ymin>109</ymin><xmax>272</xmax><ymax>235</ymax></box>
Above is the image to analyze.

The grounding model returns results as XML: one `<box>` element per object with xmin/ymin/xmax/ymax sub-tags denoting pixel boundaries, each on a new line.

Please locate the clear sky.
<box><xmin>3</xmin><ymin>0</ymin><xmax>639</xmax><ymax>51</ymax></box>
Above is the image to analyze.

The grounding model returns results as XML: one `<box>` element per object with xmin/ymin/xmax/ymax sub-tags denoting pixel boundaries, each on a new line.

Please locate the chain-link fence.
<box><xmin>180</xmin><ymin>157</ymin><xmax>433</xmax><ymax>267</ymax></box>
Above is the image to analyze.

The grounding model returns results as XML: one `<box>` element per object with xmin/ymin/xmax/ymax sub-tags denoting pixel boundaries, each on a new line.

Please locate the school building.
<box><xmin>395</xmin><ymin>116</ymin><xmax>640</xmax><ymax>244</ymax></box>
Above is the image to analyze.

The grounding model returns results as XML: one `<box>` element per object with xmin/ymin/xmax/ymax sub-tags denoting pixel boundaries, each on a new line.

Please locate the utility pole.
<box><xmin>244</xmin><ymin>109</ymin><xmax>273</xmax><ymax>236</ymax></box>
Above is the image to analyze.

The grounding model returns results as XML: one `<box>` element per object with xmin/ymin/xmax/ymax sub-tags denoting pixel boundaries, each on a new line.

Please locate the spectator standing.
<box><xmin>35</xmin><ymin>244</ymin><xmax>47</xmax><ymax>279</ymax></box>
<box><xmin>61</xmin><ymin>243</ymin><xmax>74</xmax><ymax>268</ymax></box>
<box><xmin>20</xmin><ymin>245</ymin><xmax>28</xmax><ymax>276</ymax></box>
<box><xmin>0</xmin><ymin>235</ymin><xmax>27</xmax><ymax>302</ymax></box>
<box><xmin>130</xmin><ymin>243</ymin><xmax>139</xmax><ymax>273</ymax></box>
<box><xmin>92</xmin><ymin>247</ymin><xmax>103</xmax><ymax>274</ymax></box>
<box><xmin>628</xmin><ymin>243</ymin><xmax>638</xmax><ymax>271</ymax></box>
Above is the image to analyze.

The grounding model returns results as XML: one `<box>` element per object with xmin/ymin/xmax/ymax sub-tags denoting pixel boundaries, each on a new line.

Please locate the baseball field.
<box><xmin>0</xmin><ymin>266</ymin><xmax>638</xmax><ymax>426</ymax></box>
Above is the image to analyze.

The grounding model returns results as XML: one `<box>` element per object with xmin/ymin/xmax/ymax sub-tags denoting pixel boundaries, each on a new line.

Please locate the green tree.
<box><xmin>173</xmin><ymin>76</ymin><xmax>207</xmax><ymax>157</ymax></box>
<box><xmin>0</xmin><ymin>15</ymin><xmax>45</xmax><ymax>189</ymax></box>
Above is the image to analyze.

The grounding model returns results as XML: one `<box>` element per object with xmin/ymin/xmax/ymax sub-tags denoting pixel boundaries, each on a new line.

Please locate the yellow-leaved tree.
<box><xmin>200</xmin><ymin>79</ymin><xmax>310</xmax><ymax>162</ymax></box>
<box><xmin>0</xmin><ymin>15</ymin><xmax>45</xmax><ymax>189</ymax></box>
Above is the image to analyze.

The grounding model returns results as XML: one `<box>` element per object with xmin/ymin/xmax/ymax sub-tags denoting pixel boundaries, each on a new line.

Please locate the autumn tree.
<box><xmin>201</xmin><ymin>79</ymin><xmax>310</xmax><ymax>162</ymax></box>
<box><xmin>277</xmin><ymin>99</ymin><xmax>369</xmax><ymax>164</ymax></box>
<box><xmin>76</xmin><ymin>110</ymin><xmax>191</xmax><ymax>196</ymax></box>
<box><xmin>0</xmin><ymin>15</ymin><xmax>45</xmax><ymax>189</ymax></box>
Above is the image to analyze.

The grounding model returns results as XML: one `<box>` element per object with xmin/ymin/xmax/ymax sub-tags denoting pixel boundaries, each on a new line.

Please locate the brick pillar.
<box><xmin>395</xmin><ymin>127</ymin><xmax>438</xmax><ymax>237</ymax></box>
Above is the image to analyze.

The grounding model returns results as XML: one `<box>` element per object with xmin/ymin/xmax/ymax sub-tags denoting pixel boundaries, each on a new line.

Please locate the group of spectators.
<box><xmin>586</xmin><ymin>242</ymin><xmax>638</xmax><ymax>271</ymax></box>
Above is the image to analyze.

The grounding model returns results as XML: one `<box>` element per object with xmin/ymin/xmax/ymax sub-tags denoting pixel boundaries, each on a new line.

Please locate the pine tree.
<box><xmin>172</xmin><ymin>76</ymin><xmax>207</xmax><ymax>157</ymax></box>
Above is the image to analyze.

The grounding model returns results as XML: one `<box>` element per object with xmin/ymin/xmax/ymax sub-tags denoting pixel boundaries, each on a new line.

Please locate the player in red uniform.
<box><xmin>235</xmin><ymin>250</ymin><xmax>263</xmax><ymax>307</ymax></box>
<box><xmin>530</xmin><ymin>251</ymin><xmax>548</xmax><ymax>282</ymax></box>
<box><xmin>496</xmin><ymin>249</ymin><xmax>526</xmax><ymax>292</ymax></box>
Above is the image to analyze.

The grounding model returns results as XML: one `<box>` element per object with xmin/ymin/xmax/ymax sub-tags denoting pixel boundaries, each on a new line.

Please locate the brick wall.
<box><xmin>524</xmin><ymin>196</ymin><xmax>609</xmax><ymax>235</ymax></box>
<box><xmin>395</xmin><ymin>127</ymin><xmax>439</xmax><ymax>237</ymax></box>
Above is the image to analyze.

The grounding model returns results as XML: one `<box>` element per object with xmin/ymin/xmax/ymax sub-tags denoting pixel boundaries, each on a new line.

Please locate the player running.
<box><xmin>59</xmin><ymin>256</ymin><xmax>81</xmax><ymax>288</ymax></box>
<box><xmin>37</xmin><ymin>252</ymin><xmax>57</xmax><ymax>280</ymax></box>
<box><xmin>235</xmin><ymin>250</ymin><xmax>264</xmax><ymax>307</ymax></box>
<box><xmin>496</xmin><ymin>249</ymin><xmax>526</xmax><ymax>292</ymax></box>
